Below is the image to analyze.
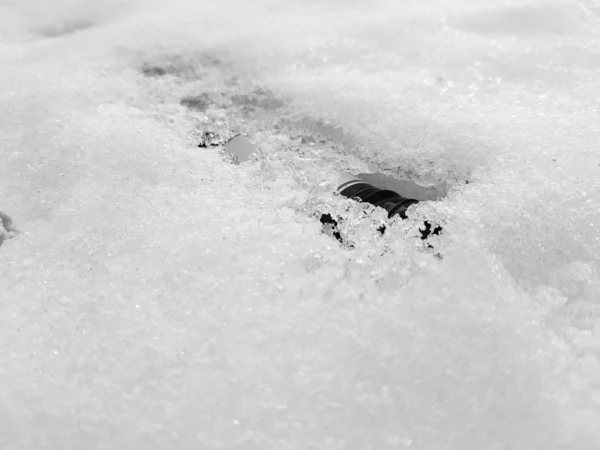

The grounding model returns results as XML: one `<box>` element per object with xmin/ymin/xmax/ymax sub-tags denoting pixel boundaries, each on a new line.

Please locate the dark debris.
<box><xmin>319</xmin><ymin>213</ymin><xmax>354</xmax><ymax>249</ymax></box>
<box><xmin>319</xmin><ymin>212</ymin><xmax>442</xmax><ymax>253</ymax></box>
<box><xmin>141</xmin><ymin>65</ymin><xmax>168</xmax><ymax>77</ymax></box>
<box><xmin>181</xmin><ymin>94</ymin><xmax>212</xmax><ymax>112</ymax></box>
<box><xmin>198</xmin><ymin>132</ymin><xmax>225</xmax><ymax>148</ymax></box>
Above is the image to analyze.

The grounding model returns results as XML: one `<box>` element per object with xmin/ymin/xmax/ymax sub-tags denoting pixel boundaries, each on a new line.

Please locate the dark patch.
<box><xmin>141</xmin><ymin>65</ymin><xmax>168</xmax><ymax>77</ymax></box>
<box><xmin>321</xmin><ymin>172</ymin><xmax>444</xmax><ymax>250</ymax></box>
<box><xmin>320</xmin><ymin>213</ymin><xmax>342</xmax><ymax>241</ymax></box>
<box><xmin>319</xmin><ymin>211</ymin><xmax>441</xmax><ymax>253</ymax></box>
<box><xmin>300</xmin><ymin>136</ymin><xmax>318</xmax><ymax>145</ymax></box>
<box><xmin>357</xmin><ymin>172</ymin><xmax>444</xmax><ymax>202</ymax></box>
<box><xmin>319</xmin><ymin>213</ymin><xmax>352</xmax><ymax>248</ymax></box>
<box><xmin>239</xmin><ymin>105</ymin><xmax>256</xmax><ymax>116</ymax></box>
<box><xmin>377</xmin><ymin>220</ymin><xmax>442</xmax><ymax>242</ymax></box>
<box><xmin>197</xmin><ymin>132</ymin><xmax>225</xmax><ymax>148</ymax></box>
<box><xmin>39</xmin><ymin>20</ymin><xmax>95</xmax><ymax>38</ymax></box>
<box><xmin>140</xmin><ymin>55</ymin><xmax>198</xmax><ymax>78</ymax></box>
<box><xmin>180</xmin><ymin>94</ymin><xmax>212</xmax><ymax>112</ymax></box>
<box><xmin>0</xmin><ymin>209</ymin><xmax>19</xmax><ymax>248</ymax></box>
<box><xmin>419</xmin><ymin>221</ymin><xmax>443</xmax><ymax>240</ymax></box>
<box><xmin>223</xmin><ymin>135</ymin><xmax>256</xmax><ymax>163</ymax></box>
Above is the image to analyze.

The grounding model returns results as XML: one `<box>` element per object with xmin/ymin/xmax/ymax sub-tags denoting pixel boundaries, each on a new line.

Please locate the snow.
<box><xmin>1</xmin><ymin>0</ymin><xmax>599</xmax><ymax>448</ymax></box>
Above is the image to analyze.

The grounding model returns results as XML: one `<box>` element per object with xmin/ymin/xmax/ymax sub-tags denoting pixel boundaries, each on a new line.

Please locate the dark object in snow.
<box><xmin>197</xmin><ymin>132</ymin><xmax>256</xmax><ymax>163</ymax></box>
<box><xmin>141</xmin><ymin>65</ymin><xmax>167</xmax><ymax>77</ymax></box>
<box><xmin>418</xmin><ymin>221</ymin><xmax>442</xmax><ymax>240</ymax></box>
<box><xmin>319</xmin><ymin>213</ymin><xmax>354</xmax><ymax>249</ymax></box>
<box><xmin>224</xmin><ymin>135</ymin><xmax>256</xmax><ymax>164</ymax></box>
<box><xmin>357</xmin><ymin>172</ymin><xmax>442</xmax><ymax>201</ymax></box>
<box><xmin>197</xmin><ymin>132</ymin><xmax>224</xmax><ymax>148</ymax></box>
<box><xmin>337</xmin><ymin>173</ymin><xmax>420</xmax><ymax>220</ymax></box>
<box><xmin>0</xmin><ymin>209</ymin><xmax>19</xmax><ymax>248</ymax></box>
<box><xmin>319</xmin><ymin>212</ymin><xmax>440</xmax><ymax>243</ymax></box>
<box><xmin>181</xmin><ymin>94</ymin><xmax>211</xmax><ymax>112</ymax></box>
<box><xmin>320</xmin><ymin>213</ymin><xmax>344</xmax><ymax>243</ymax></box>
<box><xmin>319</xmin><ymin>173</ymin><xmax>442</xmax><ymax>245</ymax></box>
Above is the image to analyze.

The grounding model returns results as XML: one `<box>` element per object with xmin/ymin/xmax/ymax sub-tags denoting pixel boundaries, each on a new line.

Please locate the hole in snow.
<box><xmin>356</xmin><ymin>172</ymin><xmax>447</xmax><ymax>202</ymax></box>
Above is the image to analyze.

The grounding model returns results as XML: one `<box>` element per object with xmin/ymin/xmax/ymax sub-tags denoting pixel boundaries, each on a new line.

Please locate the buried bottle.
<box><xmin>207</xmin><ymin>130</ymin><xmax>442</xmax><ymax>244</ymax></box>
<box><xmin>320</xmin><ymin>173</ymin><xmax>442</xmax><ymax>243</ymax></box>
<box><xmin>336</xmin><ymin>173</ymin><xmax>421</xmax><ymax>220</ymax></box>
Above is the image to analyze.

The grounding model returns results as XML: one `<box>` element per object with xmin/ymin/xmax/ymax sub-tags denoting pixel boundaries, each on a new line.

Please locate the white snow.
<box><xmin>1</xmin><ymin>0</ymin><xmax>599</xmax><ymax>448</ymax></box>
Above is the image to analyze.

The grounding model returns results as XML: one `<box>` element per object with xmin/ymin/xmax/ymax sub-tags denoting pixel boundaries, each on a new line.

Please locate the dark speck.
<box><xmin>141</xmin><ymin>65</ymin><xmax>167</xmax><ymax>77</ymax></box>
<box><xmin>180</xmin><ymin>94</ymin><xmax>211</xmax><ymax>112</ymax></box>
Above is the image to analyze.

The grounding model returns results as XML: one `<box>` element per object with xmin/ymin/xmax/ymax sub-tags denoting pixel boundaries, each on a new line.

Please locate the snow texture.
<box><xmin>1</xmin><ymin>0</ymin><xmax>600</xmax><ymax>448</ymax></box>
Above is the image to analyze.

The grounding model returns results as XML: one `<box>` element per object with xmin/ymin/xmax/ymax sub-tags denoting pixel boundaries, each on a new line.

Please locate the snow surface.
<box><xmin>1</xmin><ymin>0</ymin><xmax>600</xmax><ymax>448</ymax></box>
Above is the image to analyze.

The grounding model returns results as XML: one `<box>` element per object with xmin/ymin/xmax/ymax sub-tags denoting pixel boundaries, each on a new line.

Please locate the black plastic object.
<box><xmin>323</xmin><ymin>173</ymin><xmax>442</xmax><ymax>243</ymax></box>
<box><xmin>337</xmin><ymin>174</ymin><xmax>420</xmax><ymax>220</ymax></box>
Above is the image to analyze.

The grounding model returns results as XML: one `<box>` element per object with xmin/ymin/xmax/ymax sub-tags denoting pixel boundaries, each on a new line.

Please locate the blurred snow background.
<box><xmin>1</xmin><ymin>0</ymin><xmax>600</xmax><ymax>448</ymax></box>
